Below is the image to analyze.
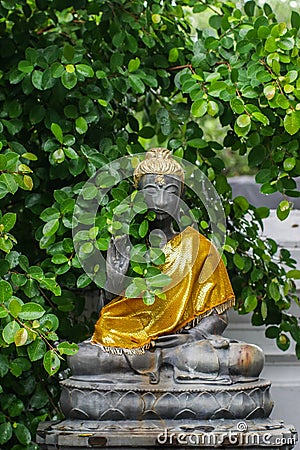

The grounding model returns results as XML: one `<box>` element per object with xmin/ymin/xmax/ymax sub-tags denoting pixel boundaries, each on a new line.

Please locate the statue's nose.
<box><xmin>156</xmin><ymin>189</ymin><xmax>167</xmax><ymax>209</ymax></box>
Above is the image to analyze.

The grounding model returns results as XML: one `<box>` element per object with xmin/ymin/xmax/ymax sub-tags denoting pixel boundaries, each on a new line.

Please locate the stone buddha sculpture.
<box><xmin>70</xmin><ymin>148</ymin><xmax>264</xmax><ymax>385</ymax></box>
<box><xmin>39</xmin><ymin>150</ymin><xmax>296</xmax><ymax>450</ymax></box>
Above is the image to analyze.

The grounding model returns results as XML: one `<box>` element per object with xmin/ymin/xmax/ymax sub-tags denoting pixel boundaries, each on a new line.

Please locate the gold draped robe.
<box><xmin>92</xmin><ymin>226</ymin><xmax>235</xmax><ymax>354</ymax></box>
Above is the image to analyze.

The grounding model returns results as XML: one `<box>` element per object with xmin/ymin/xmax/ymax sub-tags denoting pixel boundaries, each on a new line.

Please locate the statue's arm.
<box><xmin>154</xmin><ymin>310</ymin><xmax>229</xmax><ymax>348</ymax></box>
<box><xmin>104</xmin><ymin>235</ymin><xmax>130</xmax><ymax>305</ymax></box>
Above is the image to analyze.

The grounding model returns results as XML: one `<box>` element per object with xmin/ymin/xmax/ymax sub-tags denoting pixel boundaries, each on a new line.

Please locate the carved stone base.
<box><xmin>60</xmin><ymin>376</ymin><xmax>273</xmax><ymax>421</ymax></box>
<box><xmin>37</xmin><ymin>418</ymin><xmax>297</xmax><ymax>449</ymax></box>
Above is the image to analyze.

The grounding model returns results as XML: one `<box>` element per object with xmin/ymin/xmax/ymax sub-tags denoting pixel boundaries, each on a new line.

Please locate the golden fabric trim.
<box><xmin>92</xmin><ymin>227</ymin><xmax>235</xmax><ymax>353</ymax></box>
<box><xmin>177</xmin><ymin>297</ymin><xmax>235</xmax><ymax>333</ymax></box>
<box><xmin>215</xmin><ymin>297</ymin><xmax>235</xmax><ymax>314</ymax></box>
<box><xmin>91</xmin><ymin>341</ymin><xmax>152</xmax><ymax>356</ymax></box>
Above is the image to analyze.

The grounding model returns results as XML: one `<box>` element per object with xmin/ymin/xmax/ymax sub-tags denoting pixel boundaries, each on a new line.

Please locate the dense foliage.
<box><xmin>0</xmin><ymin>0</ymin><xmax>300</xmax><ymax>447</ymax></box>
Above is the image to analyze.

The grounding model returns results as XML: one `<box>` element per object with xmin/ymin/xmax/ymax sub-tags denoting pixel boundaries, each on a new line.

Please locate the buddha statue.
<box><xmin>70</xmin><ymin>148</ymin><xmax>264</xmax><ymax>386</ymax></box>
<box><xmin>39</xmin><ymin>148</ymin><xmax>297</xmax><ymax>448</ymax></box>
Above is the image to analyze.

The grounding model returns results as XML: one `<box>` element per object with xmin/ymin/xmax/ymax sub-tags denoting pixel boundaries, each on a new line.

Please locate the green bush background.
<box><xmin>0</xmin><ymin>0</ymin><xmax>300</xmax><ymax>447</ymax></box>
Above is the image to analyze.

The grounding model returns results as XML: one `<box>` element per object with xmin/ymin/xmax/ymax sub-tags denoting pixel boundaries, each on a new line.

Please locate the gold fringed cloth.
<box><xmin>91</xmin><ymin>226</ymin><xmax>235</xmax><ymax>354</ymax></box>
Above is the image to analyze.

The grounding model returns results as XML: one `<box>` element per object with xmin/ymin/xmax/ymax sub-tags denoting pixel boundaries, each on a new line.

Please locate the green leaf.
<box><xmin>284</xmin><ymin>111</ymin><xmax>300</xmax><ymax>135</ymax></box>
<box><xmin>51</xmin><ymin>254</ymin><xmax>68</xmax><ymax>264</ymax></box>
<box><xmin>51</xmin><ymin>123</ymin><xmax>63</xmax><ymax>144</ymax></box>
<box><xmin>248</xmin><ymin>146</ymin><xmax>266</xmax><ymax>166</ymax></box>
<box><xmin>208</xmin><ymin>81</ymin><xmax>227</xmax><ymax>97</ymax></box>
<box><xmin>27</xmin><ymin>338</ymin><xmax>46</xmax><ymax>361</ymax></box>
<box><xmin>0</xmin><ymin>280</ymin><xmax>13</xmax><ymax>302</ymax></box>
<box><xmin>0</xmin><ymin>237</ymin><xmax>13</xmax><ymax>253</ymax></box>
<box><xmin>22</xmin><ymin>152</ymin><xmax>38</xmax><ymax>160</ymax></box>
<box><xmin>63</xmin><ymin>44</ymin><xmax>74</xmax><ymax>62</ymax></box>
<box><xmin>255</xmin><ymin>207</ymin><xmax>270</xmax><ymax>219</ymax></box>
<box><xmin>10</xmin><ymin>357</ymin><xmax>31</xmax><ymax>377</ymax></box>
<box><xmin>14</xmin><ymin>423</ymin><xmax>31</xmax><ymax>445</ymax></box>
<box><xmin>139</xmin><ymin>126</ymin><xmax>155</xmax><ymax>139</ymax></box>
<box><xmin>61</xmin><ymin>71</ymin><xmax>77</xmax><ymax>90</ymax></box>
<box><xmin>244</xmin><ymin>0</ymin><xmax>255</xmax><ymax>16</ymax></box>
<box><xmin>28</xmin><ymin>265</ymin><xmax>44</xmax><ymax>281</ymax></box>
<box><xmin>291</xmin><ymin>10</ymin><xmax>300</xmax><ymax>29</ymax></box>
<box><xmin>191</xmin><ymin>99</ymin><xmax>207</xmax><ymax>117</ymax></box>
<box><xmin>40</xmin><ymin>278</ymin><xmax>61</xmax><ymax>295</ymax></box>
<box><xmin>187</xmin><ymin>138</ymin><xmax>207</xmax><ymax>148</ymax></box>
<box><xmin>19</xmin><ymin>302</ymin><xmax>45</xmax><ymax>320</ymax></box>
<box><xmin>286</xmin><ymin>269</ymin><xmax>300</xmax><ymax>279</ymax></box>
<box><xmin>252</xmin><ymin>112</ymin><xmax>269</xmax><ymax>126</ymax></box>
<box><xmin>244</xmin><ymin>295</ymin><xmax>258</xmax><ymax>312</ymax></box>
<box><xmin>0</xmin><ymin>173</ymin><xmax>18</xmax><ymax>194</ymax></box>
<box><xmin>230</xmin><ymin>97</ymin><xmax>244</xmax><ymax>114</ymax></box>
<box><xmin>96</xmin><ymin>237</ymin><xmax>110</xmax><ymax>251</ymax></box>
<box><xmin>269</xmin><ymin>281</ymin><xmax>280</xmax><ymax>301</ymax></box>
<box><xmin>18</xmin><ymin>60</ymin><xmax>33</xmax><ymax>73</ymax></box>
<box><xmin>236</xmin><ymin>114</ymin><xmax>251</xmax><ymax>128</ymax></box>
<box><xmin>0</xmin><ymin>422</ymin><xmax>12</xmax><ymax>445</ymax></box>
<box><xmin>8</xmin><ymin>398</ymin><xmax>24</xmax><ymax>417</ymax></box>
<box><xmin>276</xmin><ymin>200</ymin><xmax>291</xmax><ymax>221</ymax></box>
<box><xmin>3</xmin><ymin>320</ymin><xmax>20</xmax><ymax>344</ymax></box>
<box><xmin>266</xmin><ymin>326</ymin><xmax>280</xmax><ymax>339</ymax></box>
<box><xmin>278</xmin><ymin>38</ymin><xmax>294</xmax><ymax>51</ymax></box>
<box><xmin>128</xmin><ymin>74</ymin><xmax>145</xmax><ymax>94</ymax></box>
<box><xmin>43</xmin><ymin>218</ymin><xmax>59</xmax><ymax>236</ymax></box>
<box><xmin>57</xmin><ymin>342</ymin><xmax>78</xmax><ymax>356</ymax></box>
<box><xmin>76</xmin><ymin>273</ymin><xmax>92</xmax><ymax>288</ymax></box>
<box><xmin>143</xmin><ymin>291</ymin><xmax>155</xmax><ymax>306</ymax></box>
<box><xmin>0</xmin><ymin>259</ymin><xmax>9</xmax><ymax>277</ymax></box>
<box><xmin>277</xmin><ymin>333</ymin><xmax>290</xmax><ymax>351</ymax></box>
<box><xmin>168</xmin><ymin>47</ymin><xmax>179</xmax><ymax>63</ymax></box>
<box><xmin>8</xmin><ymin>298</ymin><xmax>22</xmax><ymax>317</ymax></box>
<box><xmin>207</xmin><ymin>100</ymin><xmax>219</xmax><ymax>117</ymax></box>
<box><xmin>51</xmin><ymin>62</ymin><xmax>64</xmax><ymax>78</ymax></box>
<box><xmin>234</xmin><ymin>196</ymin><xmax>249</xmax><ymax>211</ymax></box>
<box><xmin>138</xmin><ymin>220</ymin><xmax>148</xmax><ymax>238</ymax></box>
<box><xmin>52</xmin><ymin>148</ymin><xmax>65</xmax><ymax>163</ymax></box>
<box><xmin>43</xmin><ymin>350</ymin><xmax>60</xmax><ymax>376</ymax></box>
<box><xmin>264</xmin><ymin>85</ymin><xmax>276</xmax><ymax>100</ymax></box>
<box><xmin>14</xmin><ymin>328</ymin><xmax>28</xmax><ymax>346</ymax></box>
<box><xmin>233</xmin><ymin>253</ymin><xmax>245</xmax><ymax>270</ymax></box>
<box><xmin>148</xmin><ymin>273</ymin><xmax>171</xmax><ymax>288</ymax></box>
<box><xmin>128</xmin><ymin>57</ymin><xmax>140</xmax><ymax>73</ymax></box>
<box><xmin>75</xmin><ymin>116</ymin><xmax>88</xmax><ymax>134</ymax></box>
<box><xmin>265</xmin><ymin>36</ymin><xmax>277</xmax><ymax>52</ymax></box>
<box><xmin>286</xmin><ymin>70</ymin><xmax>298</xmax><ymax>83</ymax></box>
<box><xmin>283</xmin><ymin>157</ymin><xmax>296</xmax><ymax>171</ymax></box>
<box><xmin>125</xmin><ymin>282</ymin><xmax>143</xmax><ymax>298</ymax></box>
<box><xmin>40</xmin><ymin>207</ymin><xmax>60</xmax><ymax>222</ymax></box>
<box><xmin>2</xmin><ymin>212</ymin><xmax>16</xmax><ymax>232</ymax></box>
<box><xmin>31</xmin><ymin>70</ymin><xmax>43</xmax><ymax>90</ymax></box>
<box><xmin>76</xmin><ymin>63</ymin><xmax>94</xmax><ymax>78</ymax></box>
<box><xmin>0</xmin><ymin>354</ymin><xmax>9</xmax><ymax>377</ymax></box>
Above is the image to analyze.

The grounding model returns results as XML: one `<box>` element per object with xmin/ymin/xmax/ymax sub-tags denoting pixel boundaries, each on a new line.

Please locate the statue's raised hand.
<box><xmin>105</xmin><ymin>235</ymin><xmax>130</xmax><ymax>300</ymax></box>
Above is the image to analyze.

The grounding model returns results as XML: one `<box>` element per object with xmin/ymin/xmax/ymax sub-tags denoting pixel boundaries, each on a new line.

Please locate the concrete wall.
<box><xmin>228</xmin><ymin>177</ymin><xmax>300</xmax><ymax>448</ymax></box>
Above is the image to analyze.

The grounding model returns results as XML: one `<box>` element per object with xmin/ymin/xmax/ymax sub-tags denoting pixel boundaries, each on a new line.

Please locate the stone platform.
<box><xmin>60</xmin><ymin>376</ymin><xmax>273</xmax><ymax>421</ymax></box>
<box><xmin>37</xmin><ymin>418</ymin><xmax>297</xmax><ymax>449</ymax></box>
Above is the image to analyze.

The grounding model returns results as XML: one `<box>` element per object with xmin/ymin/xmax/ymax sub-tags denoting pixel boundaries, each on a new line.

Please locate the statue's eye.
<box><xmin>165</xmin><ymin>186</ymin><xmax>179</xmax><ymax>194</ymax></box>
<box><xmin>143</xmin><ymin>186</ymin><xmax>157</xmax><ymax>194</ymax></box>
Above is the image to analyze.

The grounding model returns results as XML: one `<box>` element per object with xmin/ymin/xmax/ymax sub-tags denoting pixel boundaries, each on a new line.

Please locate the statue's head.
<box><xmin>133</xmin><ymin>148</ymin><xmax>184</xmax><ymax>221</ymax></box>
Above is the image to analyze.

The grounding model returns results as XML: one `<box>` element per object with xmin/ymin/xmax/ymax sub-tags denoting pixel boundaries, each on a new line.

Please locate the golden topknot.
<box><xmin>133</xmin><ymin>148</ymin><xmax>184</xmax><ymax>187</ymax></box>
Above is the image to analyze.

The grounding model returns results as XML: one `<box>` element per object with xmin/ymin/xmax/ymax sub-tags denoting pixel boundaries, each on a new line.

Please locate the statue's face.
<box><xmin>139</xmin><ymin>174</ymin><xmax>182</xmax><ymax>220</ymax></box>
